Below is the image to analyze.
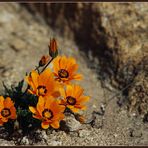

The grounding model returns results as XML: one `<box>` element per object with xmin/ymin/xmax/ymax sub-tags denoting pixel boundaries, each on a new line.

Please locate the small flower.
<box><xmin>53</xmin><ymin>56</ymin><xmax>83</xmax><ymax>84</ymax></box>
<box><xmin>39</xmin><ymin>55</ymin><xmax>50</xmax><ymax>67</ymax></box>
<box><xmin>0</xmin><ymin>96</ymin><xmax>17</xmax><ymax>126</ymax></box>
<box><xmin>25</xmin><ymin>68</ymin><xmax>61</xmax><ymax>98</ymax></box>
<box><xmin>49</xmin><ymin>38</ymin><xmax>58</xmax><ymax>58</ymax></box>
<box><xmin>29</xmin><ymin>96</ymin><xmax>65</xmax><ymax>129</ymax></box>
<box><xmin>60</xmin><ymin>84</ymin><xmax>90</xmax><ymax>113</ymax></box>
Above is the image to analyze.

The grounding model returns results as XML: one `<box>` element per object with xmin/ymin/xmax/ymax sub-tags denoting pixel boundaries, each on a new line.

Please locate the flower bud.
<box><xmin>75</xmin><ymin>114</ymin><xmax>85</xmax><ymax>124</ymax></box>
<box><xmin>48</xmin><ymin>38</ymin><xmax>58</xmax><ymax>58</ymax></box>
<box><xmin>39</xmin><ymin>55</ymin><xmax>50</xmax><ymax>67</ymax></box>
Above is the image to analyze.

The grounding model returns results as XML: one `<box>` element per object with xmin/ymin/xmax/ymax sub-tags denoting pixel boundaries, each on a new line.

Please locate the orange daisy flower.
<box><xmin>0</xmin><ymin>96</ymin><xmax>17</xmax><ymax>126</ymax></box>
<box><xmin>29</xmin><ymin>96</ymin><xmax>65</xmax><ymax>129</ymax></box>
<box><xmin>60</xmin><ymin>84</ymin><xmax>90</xmax><ymax>113</ymax></box>
<box><xmin>25</xmin><ymin>68</ymin><xmax>61</xmax><ymax>98</ymax></box>
<box><xmin>53</xmin><ymin>56</ymin><xmax>83</xmax><ymax>84</ymax></box>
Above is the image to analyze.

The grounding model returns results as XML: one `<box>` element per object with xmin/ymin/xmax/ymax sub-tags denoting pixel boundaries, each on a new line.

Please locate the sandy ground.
<box><xmin>0</xmin><ymin>3</ymin><xmax>147</xmax><ymax>146</ymax></box>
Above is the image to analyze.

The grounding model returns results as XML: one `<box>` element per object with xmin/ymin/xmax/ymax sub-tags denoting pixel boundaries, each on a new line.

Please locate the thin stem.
<box><xmin>34</xmin><ymin>66</ymin><xmax>40</xmax><ymax>73</ymax></box>
<box><xmin>35</xmin><ymin>66</ymin><xmax>39</xmax><ymax>70</ymax></box>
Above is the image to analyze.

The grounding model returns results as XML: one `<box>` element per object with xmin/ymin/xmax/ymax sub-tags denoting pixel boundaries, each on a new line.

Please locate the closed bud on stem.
<box><xmin>39</xmin><ymin>55</ymin><xmax>50</xmax><ymax>67</ymax></box>
<box><xmin>75</xmin><ymin>114</ymin><xmax>85</xmax><ymax>124</ymax></box>
<box><xmin>48</xmin><ymin>38</ymin><xmax>58</xmax><ymax>58</ymax></box>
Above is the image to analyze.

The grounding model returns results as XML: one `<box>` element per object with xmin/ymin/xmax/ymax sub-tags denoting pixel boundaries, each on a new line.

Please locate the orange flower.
<box><xmin>60</xmin><ymin>84</ymin><xmax>90</xmax><ymax>113</ymax></box>
<box><xmin>49</xmin><ymin>38</ymin><xmax>58</xmax><ymax>58</ymax></box>
<box><xmin>53</xmin><ymin>56</ymin><xmax>83</xmax><ymax>84</ymax></box>
<box><xmin>39</xmin><ymin>55</ymin><xmax>50</xmax><ymax>67</ymax></box>
<box><xmin>29</xmin><ymin>96</ymin><xmax>65</xmax><ymax>129</ymax></box>
<box><xmin>0</xmin><ymin>96</ymin><xmax>17</xmax><ymax>126</ymax></box>
<box><xmin>25</xmin><ymin>68</ymin><xmax>61</xmax><ymax>98</ymax></box>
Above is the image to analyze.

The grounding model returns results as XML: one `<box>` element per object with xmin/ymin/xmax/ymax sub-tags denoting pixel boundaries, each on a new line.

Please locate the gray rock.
<box><xmin>20</xmin><ymin>136</ymin><xmax>30</xmax><ymax>145</ymax></box>
<box><xmin>130</xmin><ymin>129</ymin><xmax>142</xmax><ymax>138</ymax></box>
<box><xmin>78</xmin><ymin>129</ymin><xmax>91</xmax><ymax>138</ymax></box>
<box><xmin>49</xmin><ymin>140</ymin><xmax>62</xmax><ymax>146</ymax></box>
<box><xmin>64</xmin><ymin>114</ymin><xmax>82</xmax><ymax>132</ymax></box>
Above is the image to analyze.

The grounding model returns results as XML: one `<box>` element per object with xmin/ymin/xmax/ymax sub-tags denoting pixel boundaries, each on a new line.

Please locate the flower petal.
<box><xmin>30</xmin><ymin>70</ymin><xmax>39</xmax><ymax>89</ymax></box>
<box><xmin>75</xmin><ymin>105</ymin><xmax>86</xmax><ymax>110</ymax></box>
<box><xmin>44</xmin><ymin>97</ymin><xmax>54</xmax><ymax>109</ymax></box>
<box><xmin>37</xmin><ymin>96</ymin><xmax>45</xmax><ymax>116</ymax></box>
<box><xmin>53</xmin><ymin>56</ymin><xmax>60</xmax><ymax>73</ymax></box>
<box><xmin>33</xmin><ymin>114</ymin><xmax>42</xmax><ymax>120</ymax></box>
<box><xmin>66</xmin><ymin>85</ymin><xmax>74</xmax><ymax>97</ymax></box>
<box><xmin>78</xmin><ymin>96</ymin><xmax>90</xmax><ymax>103</ymax></box>
<box><xmin>10</xmin><ymin>106</ymin><xmax>17</xmax><ymax>119</ymax></box>
<box><xmin>50</xmin><ymin>121</ymin><xmax>60</xmax><ymax>129</ymax></box>
<box><xmin>29</xmin><ymin>106</ymin><xmax>37</xmax><ymax>114</ymax></box>
<box><xmin>67</xmin><ymin>105</ymin><xmax>79</xmax><ymax>113</ymax></box>
<box><xmin>58</xmin><ymin>87</ymin><xmax>66</xmax><ymax>99</ymax></box>
<box><xmin>67</xmin><ymin>64</ymin><xmax>78</xmax><ymax>75</ymax></box>
<box><xmin>39</xmin><ymin>68</ymin><xmax>53</xmax><ymax>86</ymax></box>
<box><xmin>60</xmin><ymin>55</ymin><xmax>67</xmax><ymax>69</ymax></box>
<box><xmin>4</xmin><ymin>97</ymin><xmax>14</xmax><ymax>108</ymax></box>
<box><xmin>41</xmin><ymin>121</ymin><xmax>49</xmax><ymax>129</ymax></box>
<box><xmin>0</xmin><ymin>96</ymin><xmax>4</xmax><ymax>111</ymax></box>
<box><xmin>0</xmin><ymin>120</ymin><xmax>4</xmax><ymax>126</ymax></box>
<box><xmin>73</xmin><ymin>85</ymin><xmax>84</xmax><ymax>98</ymax></box>
<box><xmin>72</xmin><ymin>74</ymin><xmax>83</xmax><ymax>80</ymax></box>
<box><xmin>28</xmin><ymin>89</ymin><xmax>35</xmax><ymax>95</ymax></box>
<box><xmin>1</xmin><ymin>117</ymin><xmax>8</xmax><ymax>123</ymax></box>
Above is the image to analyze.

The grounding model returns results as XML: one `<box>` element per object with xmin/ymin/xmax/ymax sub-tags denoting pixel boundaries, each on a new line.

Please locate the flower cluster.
<box><xmin>0</xmin><ymin>38</ymin><xmax>90</xmax><ymax>131</ymax></box>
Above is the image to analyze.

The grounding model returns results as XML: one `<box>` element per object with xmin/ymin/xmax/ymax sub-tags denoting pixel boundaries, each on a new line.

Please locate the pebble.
<box><xmin>50</xmin><ymin>140</ymin><xmax>62</xmax><ymax>146</ymax></box>
<box><xmin>78</xmin><ymin>130</ymin><xmax>91</xmax><ymax>138</ymax></box>
<box><xmin>20</xmin><ymin>136</ymin><xmax>30</xmax><ymax>145</ymax></box>
<box><xmin>41</xmin><ymin>130</ymin><xmax>48</xmax><ymax>140</ymax></box>
<box><xmin>64</xmin><ymin>114</ymin><xmax>82</xmax><ymax>132</ymax></box>
<box><xmin>130</xmin><ymin>129</ymin><xmax>142</xmax><ymax>138</ymax></box>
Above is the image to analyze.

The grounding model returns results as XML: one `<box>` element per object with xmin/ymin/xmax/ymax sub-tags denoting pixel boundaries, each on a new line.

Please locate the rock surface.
<box><xmin>0</xmin><ymin>3</ymin><xmax>148</xmax><ymax>146</ymax></box>
<box><xmin>25</xmin><ymin>2</ymin><xmax>148</xmax><ymax>119</ymax></box>
<box><xmin>25</xmin><ymin>3</ymin><xmax>148</xmax><ymax>88</ymax></box>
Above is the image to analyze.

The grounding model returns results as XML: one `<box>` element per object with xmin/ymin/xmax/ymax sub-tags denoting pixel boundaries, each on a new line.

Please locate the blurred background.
<box><xmin>0</xmin><ymin>3</ymin><xmax>148</xmax><ymax>146</ymax></box>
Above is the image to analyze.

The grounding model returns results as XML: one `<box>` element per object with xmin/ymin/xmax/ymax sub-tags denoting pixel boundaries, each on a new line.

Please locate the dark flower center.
<box><xmin>37</xmin><ymin>85</ymin><xmax>47</xmax><ymax>96</ymax></box>
<box><xmin>42</xmin><ymin>109</ymin><xmax>53</xmax><ymax>120</ymax></box>
<box><xmin>58</xmin><ymin>69</ymin><xmax>69</xmax><ymax>78</ymax></box>
<box><xmin>1</xmin><ymin>108</ymin><xmax>11</xmax><ymax>118</ymax></box>
<box><xmin>66</xmin><ymin>96</ymin><xmax>76</xmax><ymax>105</ymax></box>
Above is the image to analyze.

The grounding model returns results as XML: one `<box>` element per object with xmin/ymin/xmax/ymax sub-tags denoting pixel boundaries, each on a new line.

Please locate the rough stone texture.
<box><xmin>0</xmin><ymin>3</ymin><xmax>148</xmax><ymax>146</ymax></box>
<box><xmin>24</xmin><ymin>2</ymin><xmax>148</xmax><ymax>119</ymax></box>
<box><xmin>62</xmin><ymin>113</ymin><xmax>82</xmax><ymax>132</ymax></box>
<box><xmin>128</xmin><ymin>72</ymin><xmax>148</xmax><ymax>117</ymax></box>
<box><xmin>24</xmin><ymin>3</ymin><xmax>148</xmax><ymax>88</ymax></box>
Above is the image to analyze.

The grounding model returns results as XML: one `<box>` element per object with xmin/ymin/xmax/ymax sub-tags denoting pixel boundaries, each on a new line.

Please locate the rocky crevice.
<box><xmin>23</xmin><ymin>3</ymin><xmax>148</xmax><ymax>116</ymax></box>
